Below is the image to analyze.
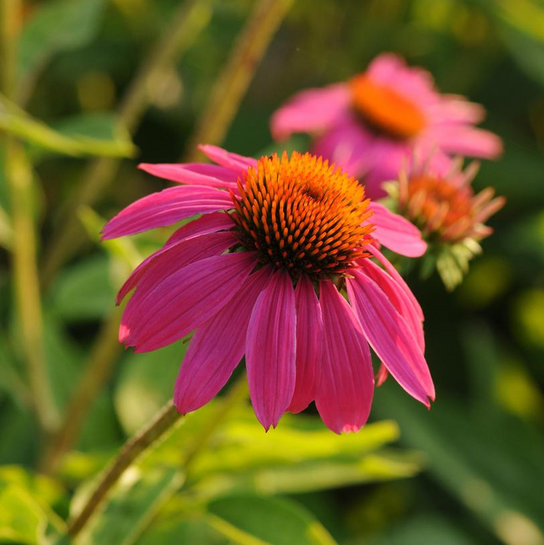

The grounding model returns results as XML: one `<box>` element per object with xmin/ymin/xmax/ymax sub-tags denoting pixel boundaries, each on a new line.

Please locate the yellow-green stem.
<box><xmin>2</xmin><ymin>0</ymin><xmax>59</xmax><ymax>433</ymax></box>
<box><xmin>67</xmin><ymin>373</ymin><xmax>248</xmax><ymax>539</ymax></box>
<box><xmin>184</xmin><ymin>0</ymin><xmax>293</xmax><ymax>161</ymax></box>
<box><xmin>40</xmin><ymin>0</ymin><xmax>212</xmax><ymax>288</ymax></box>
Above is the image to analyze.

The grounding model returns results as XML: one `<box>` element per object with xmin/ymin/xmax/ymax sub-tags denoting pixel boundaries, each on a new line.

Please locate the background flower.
<box><xmin>271</xmin><ymin>53</ymin><xmax>502</xmax><ymax>198</ymax></box>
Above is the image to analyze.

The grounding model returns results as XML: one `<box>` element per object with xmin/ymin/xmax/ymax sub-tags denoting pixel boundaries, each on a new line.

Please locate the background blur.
<box><xmin>1</xmin><ymin>0</ymin><xmax>544</xmax><ymax>544</ymax></box>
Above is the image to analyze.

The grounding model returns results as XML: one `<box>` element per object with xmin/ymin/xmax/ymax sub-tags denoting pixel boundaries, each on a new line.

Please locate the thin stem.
<box><xmin>39</xmin><ymin>0</ymin><xmax>211</xmax><ymax>288</ymax></box>
<box><xmin>184</xmin><ymin>0</ymin><xmax>293</xmax><ymax>161</ymax></box>
<box><xmin>40</xmin><ymin>307</ymin><xmax>124</xmax><ymax>474</ymax></box>
<box><xmin>2</xmin><ymin>0</ymin><xmax>59</xmax><ymax>433</ymax></box>
<box><xmin>67</xmin><ymin>374</ymin><xmax>248</xmax><ymax>539</ymax></box>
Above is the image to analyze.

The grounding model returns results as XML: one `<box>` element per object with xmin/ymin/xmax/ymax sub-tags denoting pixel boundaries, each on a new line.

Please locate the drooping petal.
<box><xmin>369</xmin><ymin>202</ymin><xmax>427</xmax><ymax>257</ymax></box>
<box><xmin>174</xmin><ymin>267</ymin><xmax>273</xmax><ymax>414</ymax></box>
<box><xmin>287</xmin><ymin>275</ymin><xmax>323</xmax><ymax>414</ymax></box>
<box><xmin>139</xmin><ymin>163</ymin><xmax>239</xmax><ymax>189</ymax></box>
<box><xmin>101</xmin><ymin>185</ymin><xmax>233</xmax><ymax>240</ymax></box>
<box><xmin>122</xmin><ymin>252</ymin><xmax>257</xmax><ymax>352</ymax></box>
<box><xmin>346</xmin><ymin>269</ymin><xmax>434</xmax><ymax>405</ymax></box>
<box><xmin>361</xmin><ymin>259</ymin><xmax>425</xmax><ymax>352</ymax></box>
<box><xmin>246</xmin><ymin>270</ymin><xmax>296</xmax><ymax>430</ymax></box>
<box><xmin>315</xmin><ymin>281</ymin><xmax>374</xmax><ymax>434</ymax></box>
<box><xmin>198</xmin><ymin>144</ymin><xmax>257</xmax><ymax>171</ymax></box>
<box><xmin>117</xmin><ymin>230</ymin><xmax>236</xmax><ymax>304</ymax></box>
<box><xmin>271</xmin><ymin>84</ymin><xmax>351</xmax><ymax>141</ymax></box>
<box><xmin>430</xmin><ymin>125</ymin><xmax>503</xmax><ymax>159</ymax></box>
<box><xmin>165</xmin><ymin>212</ymin><xmax>234</xmax><ymax>246</ymax></box>
<box><xmin>367</xmin><ymin>245</ymin><xmax>423</xmax><ymax>321</ymax></box>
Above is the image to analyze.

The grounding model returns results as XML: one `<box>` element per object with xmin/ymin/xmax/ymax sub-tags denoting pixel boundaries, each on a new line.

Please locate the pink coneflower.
<box><xmin>271</xmin><ymin>53</ymin><xmax>502</xmax><ymax>198</ymax></box>
<box><xmin>102</xmin><ymin>145</ymin><xmax>434</xmax><ymax>433</ymax></box>
<box><xmin>385</xmin><ymin>156</ymin><xmax>506</xmax><ymax>290</ymax></box>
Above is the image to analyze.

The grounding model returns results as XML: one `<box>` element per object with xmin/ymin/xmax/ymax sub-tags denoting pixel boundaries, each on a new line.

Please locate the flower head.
<box><xmin>271</xmin><ymin>53</ymin><xmax>502</xmax><ymax>198</ymax></box>
<box><xmin>103</xmin><ymin>145</ymin><xmax>434</xmax><ymax>433</ymax></box>
<box><xmin>385</xmin><ymin>156</ymin><xmax>506</xmax><ymax>290</ymax></box>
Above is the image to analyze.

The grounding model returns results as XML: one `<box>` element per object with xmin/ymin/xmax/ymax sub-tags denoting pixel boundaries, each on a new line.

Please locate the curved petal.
<box><xmin>367</xmin><ymin>245</ymin><xmax>423</xmax><ymax>321</ymax></box>
<box><xmin>346</xmin><ymin>269</ymin><xmax>434</xmax><ymax>405</ymax></box>
<box><xmin>429</xmin><ymin>125</ymin><xmax>503</xmax><ymax>159</ymax></box>
<box><xmin>139</xmin><ymin>163</ymin><xmax>239</xmax><ymax>189</ymax></box>
<box><xmin>361</xmin><ymin>259</ymin><xmax>425</xmax><ymax>352</ymax></box>
<box><xmin>117</xmin><ymin>230</ymin><xmax>236</xmax><ymax>304</ymax></box>
<box><xmin>287</xmin><ymin>275</ymin><xmax>323</xmax><ymax>414</ymax></box>
<box><xmin>271</xmin><ymin>84</ymin><xmax>351</xmax><ymax>141</ymax></box>
<box><xmin>369</xmin><ymin>202</ymin><xmax>427</xmax><ymax>257</ymax></box>
<box><xmin>174</xmin><ymin>267</ymin><xmax>273</xmax><ymax>414</ymax></box>
<box><xmin>315</xmin><ymin>281</ymin><xmax>374</xmax><ymax>434</ymax></box>
<box><xmin>198</xmin><ymin>144</ymin><xmax>257</xmax><ymax>171</ymax></box>
<box><xmin>122</xmin><ymin>252</ymin><xmax>257</xmax><ymax>352</ymax></box>
<box><xmin>246</xmin><ymin>270</ymin><xmax>296</xmax><ymax>430</ymax></box>
<box><xmin>102</xmin><ymin>185</ymin><xmax>233</xmax><ymax>240</ymax></box>
<box><xmin>165</xmin><ymin>212</ymin><xmax>234</xmax><ymax>245</ymax></box>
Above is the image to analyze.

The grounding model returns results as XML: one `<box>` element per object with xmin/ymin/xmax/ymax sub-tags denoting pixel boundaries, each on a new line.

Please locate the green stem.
<box><xmin>184</xmin><ymin>0</ymin><xmax>293</xmax><ymax>161</ymax></box>
<box><xmin>67</xmin><ymin>374</ymin><xmax>248</xmax><ymax>539</ymax></box>
<box><xmin>39</xmin><ymin>0</ymin><xmax>212</xmax><ymax>288</ymax></box>
<box><xmin>40</xmin><ymin>306</ymin><xmax>124</xmax><ymax>474</ymax></box>
<box><xmin>2</xmin><ymin>0</ymin><xmax>59</xmax><ymax>433</ymax></box>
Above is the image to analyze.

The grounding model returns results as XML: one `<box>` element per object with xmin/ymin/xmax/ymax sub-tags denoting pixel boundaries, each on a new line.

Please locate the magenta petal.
<box><xmin>367</xmin><ymin>245</ymin><xmax>423</xmax><ymax>321</ymax></box>
<box><xmin>369</xmin><ymin>202</ymin><xmax>427</xmax><ymax>258</ymax></box>
<box><xmin>198</xmin><ymin>144</ymin><xmax>257</xmax><ymax>171</ymax></box>
<box><xmin>101</xmin><ymin>185</ymin><xmax>233</xmax><ymax>240</ymax></box>
<box><xmin>315</xmin><ymin>281</ymin><xmax>374</xmax><ymax>434</ymax></box>
<box><xmin>430</xmin><ymin>125</ymin><xmax>503</xmax><ymax>159</ymax></box>
<box><xmin>287</xmin><ymin>275</ymin><xmax>323</xmax><ymax>414</ymax></box>
<box><xmin>362</xmin><ymin>259</ymin><xmax>425</xmax><ymax>352</ymax></box>
<box><xmin>174</xmin><ymin>267</ymin><xmax>273</xmax><ymax>414</ymax></box>
<box><xmin>117</xmin><ymin>230</ymin><xmax>236</xmax><ymax>304</ymax></box>
<box><xmin>271</xmin><ymin>84</ymin><xmax>351</xmax><ymax>141</ymax></box>
<box><xmin>122</xmin><ymin>252</ymin><xmax>257</xmax><ymax>352</ymax></box>
<box><xmin>165</xmin><ymin>212</ymin><xmax>234</xmax><ymax>246</ymax></box>
<box><xmin>139</xmin><ymin>163</ymin><xmax>239</xmax><ymax>189</ymax></box>
<box><xmin>246</xmin><ymin>270</ymin><xmax>296</xmax><ymax>430</ymax></box>
<box><xmin>346</xmin><ymin>270</ymin><xmax>434</xmax><ymax>405</ymax></box>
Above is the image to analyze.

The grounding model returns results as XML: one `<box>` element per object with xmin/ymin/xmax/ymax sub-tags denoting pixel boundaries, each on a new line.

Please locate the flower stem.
<box><xmin>40</xmin><ymin>307</ymin><xmax>124</xmax><ymax>474</ymax></box>
<box><xmin>2</xmin><ymin>0</ymin><xmax>59</xmax><ymax>434</ymax></box>
<box><xmin>67</xmin><ymin>374</ymin><xmax>248</xmax><ymax>539</ymax></box>
<box><xmin>184</xmin><ymin>0</ymin><xmax>293</xmax><ymax>161</ymax></box>
<box><xmin>39</xmin><ymin>0</ymin><xmax>212</xmax><ymax>289</ymax></box>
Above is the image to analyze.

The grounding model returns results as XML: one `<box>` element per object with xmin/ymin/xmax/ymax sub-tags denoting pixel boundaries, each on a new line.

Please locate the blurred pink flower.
<box><xmin>103</xmin><ymin>145</ymin><xmax>434</xmax><ymax>433</ymax></box>
<box><xmin>271</xmin><ymin>53</ymin><xmax>502</xmax><ymax>198</ymax></box>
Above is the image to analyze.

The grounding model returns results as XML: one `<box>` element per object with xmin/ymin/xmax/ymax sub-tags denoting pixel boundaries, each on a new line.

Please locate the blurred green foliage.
<box><xmin>1</xmin><ymin>0</ymin><xmax>544</xmax><ymax>544</ymax></box>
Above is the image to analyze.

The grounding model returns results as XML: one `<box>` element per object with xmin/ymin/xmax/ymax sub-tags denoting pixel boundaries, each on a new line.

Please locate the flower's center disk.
<box><xmin>232</xmin><ymin>152</ymin><xmax>374</xmax><ymax>279</ymax></box>
<box><xmin>350</xmin><ymin>74</ymin><xmax>426</xmax><ymax>140</ymax></box>
<box><xmin>408</xmin><ymin>175</ymin><xmax>473</xmax><ymax>231</ymax></box>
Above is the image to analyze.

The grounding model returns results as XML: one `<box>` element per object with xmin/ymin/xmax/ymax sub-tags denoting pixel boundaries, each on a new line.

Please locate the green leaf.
<box><xmin>114</xmin><ymin>342</ymin><xmax>187</xmax><ymax>434</ymax></box>
<box><xmin>18</xmin><ymin>0</ymin><xmax>106</xmax><ymax>79</ymax></box>
<box><xmin>206</xmin><ymin>494</ymin><xmax>337</xmax><ymax>545</ymax></box>
<box><xmin>47</xmin><ymin>255</ymin><xmax>116</xmax><ymax>322</ymax></box>
<box><xmin>77</xmin><ymin>467</ymin><xmax>184</xmax><ymax>545</ymax></box>
<box><xmin>0</xmin><ymin>94</ymin><xmax>135</xmax><ymax>158</ymax></box>
<box><xmin>0</xmin><ymin>485</ymin><xmax>45</xmax><ymax>544</ymax></box>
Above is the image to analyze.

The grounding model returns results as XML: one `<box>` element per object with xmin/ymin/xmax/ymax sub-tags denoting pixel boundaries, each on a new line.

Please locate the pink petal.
<box><xmin>429</xmin><ymin>125</ymin><xmax>503</xmax><ymax>159</ymax></box>
<box><xmin>376</xmin><ymin>364</ymin><xmax>389</xmax><ymax>386</ymax></box>
<box><xmin>117</xmin><ymin>230</ymin><xmax>236</xmax><ymax>304</ymax></box>
<box><xmin>102</xmin><ymin>185</ymin><xmax>233</xmax><ymax>240</ymax></box>
<box><xmin>431</xmin><ymin>97</ymin><xmax>486</xmax><ymax>125</ymax></box>
<box><xmin>122</xmin><ymin>252</ymin><xmax>257</xmax><ymax>352</ymax></box>
<box><xmin>271</xmin><ymin>84</ymin><xmax>351</xmax><ymax>141</ymax></box>
<box><xmin>165</xmin><ymin>212</ymin><xmax>235</xmax><ymax>246</ymax></box>
<box><xmin>367</xmin><ymin>245</ymin><xmax>424</xmax><ymax>321</ymax></box>
<box><xmin>246</xmin><ymin>270</ymin><xmax>296</xmax><ymax>430</ymax></box>
<box><xmin>174</xmin><ymin>266</ymin><xmax>273</xmax><ymax>414</ymax></box>
<box><xmin>369</xmin><ymin>202</ymin><xmax>427</xmax><ymax>257</ymax></box>
<box><xmin>139</xmin><ymin>163</ymin><xmax>239</xmax><ymax>189</ymax></box>
<box><xmin>346</xmin><ymin>269</ymin><xmax>434</xmax><ymax>405</ymax></box>
<box><xmin>198</xmin><ymin>144</ymin><xmax>257</xmax><ymax>171</ymax></box>
<box><xmin>287</xmin><ymin>274</ymin><xmax>323</xmax><ymax>414</ymax></box>
<box><xmin>361</xmin><ymin>259</ymin><xmax>425</xmax><ymax>352</ymax></box>
<box><xmin>315</xmin><ymin>281</ymin><xmax>374</xmax><ymax>434</ymax></box>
